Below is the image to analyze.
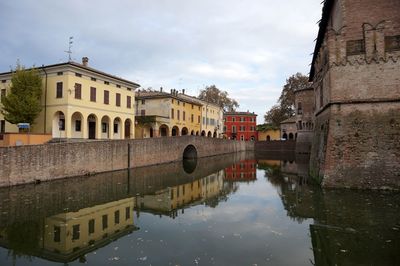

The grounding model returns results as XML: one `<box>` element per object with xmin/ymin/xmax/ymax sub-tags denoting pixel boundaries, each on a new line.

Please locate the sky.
<box><xmin>0</xmin><ymin>0</ymin><xmax>322</xmax><ymax>124</ymax></box>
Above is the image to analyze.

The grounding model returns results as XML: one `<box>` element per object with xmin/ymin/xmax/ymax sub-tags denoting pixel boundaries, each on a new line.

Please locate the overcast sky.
<box><xmin>0</xmin><ymin>0</ymin><xmax>322</xmax><ymax>123</ymax></box>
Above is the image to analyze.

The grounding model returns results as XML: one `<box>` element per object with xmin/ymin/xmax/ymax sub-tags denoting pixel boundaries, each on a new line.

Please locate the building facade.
<box><xmin>256</xmin><ymin>124</ymin><xmax>280</xmax><ymax>141</ymax></box>
<box><xmin>0</xmin><ymin>58</ymin><xmax>139</xmax><ymax>140</ymax></box>
<box><xmin>309</xmin><ymin>0</ymin><xmax>400</xmax><ymax>188</ymax></box>
<box><xmin>223</xmin><ymin>111</ymin><xmax>257</xmax><ymax>141</ymax></box>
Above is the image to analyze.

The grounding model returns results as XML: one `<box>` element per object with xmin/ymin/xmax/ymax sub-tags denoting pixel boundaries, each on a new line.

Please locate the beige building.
<box><xmin>0</xmin><ymin>58</ymin><xmax>139</xmax><ymax>140</ymax></box>
<box><xmin>280</xmin><ymin>117</ymin><xmax>297</xmax><ymax>140</ymax></box>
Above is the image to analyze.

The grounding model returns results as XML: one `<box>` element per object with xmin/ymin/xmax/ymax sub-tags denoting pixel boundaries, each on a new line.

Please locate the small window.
<box><xmin>0</xmin><ymin>120</ymin><xmax>5</xmax><ymax>133</ymax></box>
<box><xmin>54</xmin><ymin>226</ymin><xmax>61</xmax><ymax>242</ymax></box>
<box><xmin>191</xmin><ymin>114</ymin><xmax>194</xmax><ymax>123</ymax></box>
<box><xmin>72</xmin><ymin>224</ymin><xmax>80</xmax><ymax>240</ymax></box>
<box><xmin>104</xmin><ymin>81</ymin><xmax>110</xmax><ymax>85</ymax></box>
<box><xmin>102</xmin><ymin>215</ymin><xmax>108</xmax><ymax>230</ymax></box>
<box><xmin>177</xmin><ymin>110</ymin><xmax>180</xmax><ymax>120</ymax></box>
<box><xmin>125</xmin><ymin>207</ymin><xmax>130</xmax><ymax>220</ymax></box>
<box><xmin>114</xmin><ymin>210</ymin><xmax>120</xmax><ymax>224</ymax></box>
<box><xmin>198</xmin><ymin>116</ymin><xmax>200</xmax><ymax>123</ymax></box>
<box><xmin>56</xmin><ymin>82</ymin><xmax>63</xmax><ymax>98</ymax></box>
<box><xmin>88</xmin><ymin>219</ymin><xmax>95</xmax><ymax>235</ymax></box>
<box><xmin>385</xmin><ymin>35</ymin><xmax>400</xmax><ymax>52</ymax></box>
<box><xmin>297</xmin><ymin>102</ymin><xmax>303</xmax><ymax>114</ymax></box>
<box><xmin>104</xmin><ymin>90</ymin><xmax>109</xmax><ymax>104</ymax></box>
<box><xmin>116</xmin><ymin>84</ymin><xmax>121</xmax><ymax>88</ymax></box>
<box><xmin>191</xmin><ymin>104</ymin><xmax>193</xmax><ymax>109</ymax></box>
<box><xmin>1</xmin><ymin>79</ymin><xmax>7</xmax><ymax>83</ymax></box>
<box><xmin>171</xmin><ymin>108</ymin><xmax>174</xmax><ymax>119</ymax></box>
<box><xmin>114</xmin><ymin>123</ymin><xmax>118</xmax><ymax>133</ymax></box>
<box><xmin>116</xmin><ymin>93</ymin><xmax>121</xmax><ymax>106</ymax></box>
<box><xmin>232</xmin><ymin>117</ymin><xmax>236</xmax><ymax>122</ymax></box>
<box><xmin>74</xmin><ymin>83</ymin><xmax>82</xmax><ymax>99</ymax></box>
<box><xmin>57</xmin><ymin>72</ymin><xmax>63</xmax><ymax>76</ymax></box>
<box><xmin>90</xmin><ymin>87</ymin><xmax>96</xmax><ymax>102</ymax></box>
<box><xmin>59</xmin><ymin>118</ymin><xmax>65</xmax><ymax>130</ymax></box>
<box><xmin>183</xmin><ymin>111</ymin><xmax>186</xmax><ymax>121</ymax></box>
<box><xmin>346</xmin><ymin>39</ymin><xmax>365</xmax><ymax>56</ymax></box>
<box><xmin>91</xmin><ymin>77</ymin><xmax>96</xmax><ymax>81</ymax></box>
<box><xmin>127</xmin><ymin>87</ymin><xmax>132</xmax><ymax>91</ymax></box>
<box><xmin>102</xmin><ymin>122</ymin><xmax>107</xmax><ymax>133</ymax></box>
<box><xmin>141</xmin><ymin>99</ymin><xmax>145</xmax><ymax>104</ymax></box>
<box><xmin>75</xmin><ymin>73</ymin><xmax>82</xmax><ymax>77</ymax></box>
<box><xmin>75</xmin><ymin>120</ymin><xmax>81</xmax><ymax>132</ymax></box>
<box><xmin>141</xmin><ymin>109</ymin><xmax>145</xmax><ymax>116</ymax></box>
<box><xmin>127</xmin><ymin>96</ymin><xmax>131</xmax><ymax>108</ymax></box>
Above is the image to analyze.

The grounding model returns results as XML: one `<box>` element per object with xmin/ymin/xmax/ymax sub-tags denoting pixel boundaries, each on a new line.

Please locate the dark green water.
<box><xmin>0</xmin><ymin>152</ymin><xmax>399</xmax><ymax>265</ymax></box>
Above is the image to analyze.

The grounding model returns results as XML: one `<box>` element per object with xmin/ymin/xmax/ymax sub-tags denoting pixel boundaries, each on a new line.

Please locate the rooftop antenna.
<box><xmin>64</xmin><ymin>36</ymin><xmax>73</xmax><ymax>62</ymax></box>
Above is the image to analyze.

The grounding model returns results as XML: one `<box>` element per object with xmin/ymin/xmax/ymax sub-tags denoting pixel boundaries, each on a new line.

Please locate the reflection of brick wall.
<box><xmin>0</xmin><ymin>136</ymin><xmax>254</xmax><ymax>187</ymax></box>
<box><xmin>224</xmin><ymin>160</ymin><xmax>257</xmax><ymax>181</ymax></box>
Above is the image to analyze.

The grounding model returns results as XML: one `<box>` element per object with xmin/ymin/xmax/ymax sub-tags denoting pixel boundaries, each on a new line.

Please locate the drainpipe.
<box><xmin>42</xmin><ymin>65</ymin><xmax>48</xmax><ymax>134</ymax></box>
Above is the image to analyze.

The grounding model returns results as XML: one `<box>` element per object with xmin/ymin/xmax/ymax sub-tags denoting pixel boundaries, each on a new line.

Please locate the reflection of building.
<box><xmin>223</xmin><ymin>111</ymin><xmax>257</xmax><ymax>141</ymax></box>
<box><xmin>0</xmin><ymin>58</ymin><xmax>139</xmax><ymax>140</ymax></box>
<box><xmin>280</xmin><ymin>117</ymin><xmax>296</xmax><ymax>140</ymax></box>
<box><xmin>136</xmin><ymin>171</ymin><xmax>225</xmax><ymax>217</ymax></box>
<box><xmin>135</xmin><ymin>89</ymin><xmax>202</xmax><ymax>138</ymax></box>
<box><xmin>0</xmin><ymin>197</ymin><xmax>137</xmax><ymax>263</ymax></box>
<box><xmin>224</xmin><ymin>160</ymin><xmax>257</xmax><ymax>181</ymax></box>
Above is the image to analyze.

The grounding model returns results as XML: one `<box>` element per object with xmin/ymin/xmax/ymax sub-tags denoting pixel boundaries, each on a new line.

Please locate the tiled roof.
<box><xmin>224</xmin><ymin>111</ymin><xmax>257</xmax><ymax>116</ymax></box>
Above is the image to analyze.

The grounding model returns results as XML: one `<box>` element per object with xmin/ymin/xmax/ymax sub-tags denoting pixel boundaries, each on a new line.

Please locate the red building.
<box><xmin>223</xmin><ymin>111</ymin><xmax>257</xmax><ymax>141</ymax></box>
<box><xmin>224</xmin><ymin>160</ymin><xmax>257</xmax><ymax>182</ymax></box>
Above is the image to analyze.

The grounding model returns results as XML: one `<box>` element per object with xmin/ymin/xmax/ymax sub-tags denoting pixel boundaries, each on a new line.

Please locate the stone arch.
<box><xmin>207</xmin><ymin>131</ymin><xmax>212</xmax><ymax>137</ymax></box>
<box><xmin>52</xmin><ymin>111</ymin><xmax>66</xmax><ymax>138</ymax></box>
<box><xmin>267</xmin><ymin>135</ymin><xmax>271</xmax><ymax>141</ymax></box>
<box><xmin>159</xmin><ymin>124</ymin><xmax>169</xmax><ymax>137</ymax></box>
<box><xmin>101</xmin><ymin>115</ymin><xmax>111</xmax><ymax>139</ymax></box>
<box><xmin>113</xmin><ymin>117</ymin><xmax>122</xmax><ymax>139</ymax></box>
<box><xmin>172</xmin><ymin>126</ymin><xmax>179</xmax><ymax>136</ymax></box>
<box><xmin>71</xmin><ymin>111</ymin><xmax>83</xmax><ymax>138</ymax></box>
<box><xmin>196</xmin><ymin>131</ymin><xmax>199</xmax><ymax>136</ymax></box>
<box><xmin>282</xmin><ymin>133</ymin><xmax>288</xmax><ymax>140</ymax></box>
<box><xmin>183</xmin><ymin>144</ymin><xmax>197</xmax><ymax>159</ymax></box>
<box><xmin>190</xmin><ymin>130</ymin><xmax>195</xmax><ymax>135</ymax></box>
<box><xmin>201</xmin><ymin>130</ymin><xmax>206</xmax><ymax>136</ymax></box>
<box><xmin>181</xmin><ymin>127</ymin><xmax>189</xmax><ymax>136</ymax></box>
<box><xmin>124</xmin><ymin>118</ymin><xmax>133</xmax><ymax>139</ymax></box>
<box><xmin>87</xmin><ymin>113</ymin><xmax>98</xmax><ymax>139</ymax></box>
<box><xmin>289</xmin><ymin>133</ymin><xmax>294</xmax><ymax>140</ymax></box>
<box><xmin>213</xmin><ymin>132</ymin><xmax>217</xmax><ymax>138</ymax></box>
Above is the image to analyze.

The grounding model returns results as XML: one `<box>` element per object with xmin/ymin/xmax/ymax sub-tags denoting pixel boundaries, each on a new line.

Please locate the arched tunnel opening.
<box><xmin>182</xmin><ymin>145</ymin><xmax>198</xmax><ymax>174</ymax></box>
<box><xmin>183</xmin><ymin>145</ymin><xmax>197</xmax><ymax>160</ymax></box>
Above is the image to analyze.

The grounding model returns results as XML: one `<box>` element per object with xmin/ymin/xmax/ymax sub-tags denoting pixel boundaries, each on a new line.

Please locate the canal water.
<box><xmin>0</xmin><ymin>152</ymin><xmax>399</xmax><ymax>265</ymax></box>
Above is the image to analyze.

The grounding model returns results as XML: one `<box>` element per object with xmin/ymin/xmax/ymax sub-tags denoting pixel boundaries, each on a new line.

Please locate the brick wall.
<box><xmin>0</xmin><ymin>136</ymin><xmax>254</xmax><ymax>187</ymax></box>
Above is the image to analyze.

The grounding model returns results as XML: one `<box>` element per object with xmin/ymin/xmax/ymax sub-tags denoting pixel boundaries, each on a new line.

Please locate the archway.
<box><xmin>282</xmin><ymin>133</ymin><xmax>288</xmax><ymax>140</ymax></box>
<box><xmin>207</xmin><ymin>131</ymin><xmax>212</xmax><ymax>137</ymax></box>
<box><xmin>181</xmin><ymin>127</ymin><xmax>188</xmax><ymax>136</ymax></box>
<box><xmin>172</xmin><ymin>126</ymin><xmax>179</xmax><ymax>136</ymax></box>
<box><xmin>87</xmin><ymin>114</ymin><xmax>98</xmax><ymax>139</ymax></box>
<box><xmin>196</xmin><ymin>131</ymin><xmax>199</xmax><ymax>136</ymax></box>
<box><xmin>113</xmin><ymin>117</ymin><xmax>122</xmax><ymax>139</ymax></box>
<box><xmin>213</xmin><ymin>132</ymin><xmax>217</xmax><ymax>138</ymax></box>
<box><xmin>150</xmin><ymin>127</ymin><xmax>154</xmax><ymax>138</ymax></box>
<box><xmin>52</xmin><ymin>111</ymin><xmax>65</xmax><ymax>138</ymax></box>
<box><xmin>71</xmin><ymin>112</ymin><xmax>83</xmax><ymax>138</ymax></box>
<box><xmin>124</xmin><ymin>119</ymin><xmax>132</xmax><ymax>139</ymax></box>
<box><xmin>101</xmin><ymin>116</ymin><xmax>111</xmax><ymax>139</ymax></box>
<box><xmin>289</xmin><ymin>133</ymin><xmax>294</xmax><ymax>140</ymax></box>
<box><xmin>190</xmin><ymin>130</ymin><xmax>195</xmax><ymax>135</ymax></box>
<box><xmin>183</xmin><ymin>144</ymin><xmax>197</xmax><ymax>159</ymax></box>
<box><xmin>159</xmin><ymin>124</ymin><xmax>169</xmax><ymax>137</ymax></box>
<box><xmin>201</xmin><ymin>130</ymin><xmax>206</xmax><ymax>136</ymax></box>
<box><xmin>267</xmin><ymin>135</ymin><xmax>271</xmax><ymax>141</ymax></box>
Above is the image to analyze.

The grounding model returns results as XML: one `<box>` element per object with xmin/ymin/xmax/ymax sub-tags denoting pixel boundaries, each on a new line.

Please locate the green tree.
<box><xmin>1</xmin><ymin>64</ymin><xmax>43</xmax><ymax>126</ymax></box>
<box><xmin>264</xmin><ymin>73</ymin><xmax>309</xmax><ymax>127</ymax></box>
<box><xmin>198</xmin><ymin>85</ymin><xmax>239</xmax><ymax>112</ymax></box>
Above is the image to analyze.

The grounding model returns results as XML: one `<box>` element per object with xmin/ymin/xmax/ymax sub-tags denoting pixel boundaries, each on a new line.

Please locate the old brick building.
<box><xmin>294</xmin><ymin>87</ymin><xmax>314</xmax><ymax>154</ymax></box>
<box><xmin>309</xmin><ymin>0</ymin><xmax>400</xmax><ymax>189</ymax></box>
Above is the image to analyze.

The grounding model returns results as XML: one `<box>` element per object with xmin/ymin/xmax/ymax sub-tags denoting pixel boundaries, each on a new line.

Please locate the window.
<box><xmin>232</xmin><ymin>117</ymin><xmax>236</xmax><ymax>122</ymax></box>
<box><xmin>104</xmin><ymin>81</ymin><xmax>109</xmax><ymax>85</ymax></box>
<box><xmin>0</xmin><ymin>120</ymin><xmax>5</xmax><ymax>133</ymax></box>
<box><xmin>116</xmin><ymin>84</ymin><xmax>121</xmax><ymax>88</ymax></box>
<box><xmin>385</xmin><ymin>35</ymin><xmax>400</xmax><ymax>52</ymax></box>
<box><xmin>91</xmin><ymin>77</ymin><xmax>96</xmax><ymax>81</ymax></box>
<box><xmin>127</xmin><ymin>96</ymin><xmax>131</xmax><ymax>108</ymax></box>
<box><xmin>191</xmin><ymin>104</ymin><xmax>194</xmax><ymax>109</ymax></box>
<box><xmin>191</xmin><ymin>114</ymin><xmax>194</xmax><ymax>123</ymax></box>
<box><xmin>171</xmin><ymin>108</ymin><xmax>174</xmax><ymax>119</ymax></box>
<box><xmin>116</xmin><ymin>93</ymin><xmax>121</xmax><ymax>106</ymax></box>
<box><xmin>74</xmin><ymin>83</ymin><xmax>81</xmax><ymax>99</ymax></box>
<box><xmin>56</xmin><ymin>82</ymin><xmax>63</xmax><ymax>98</ymax></box>
<box><xmin>141</xmin><ymin>99</ymin><xmax>145</xmax><ymax>104</ymax></box>
<box><xmin>54</xmin><ymin>226</ymin><xmax>61</xmax><ymax>242</ymax></box>
<box><xmin>88</xmin><ymin>219</ymin><xmax>95</xmax><ymax>235</ymax></box>
<box><xmin>59</xmin><ymin>118</ymin><xmax>65</xmax><ymax>130</ymax></box>
<box><xmin>346</xmin><ymin>39</ymin><xmax>365</xmax><ymax>56</ymax></box>
<box><xmin>102</xmin><ymin>123</ymin><xmax>107</xmax><ymax>133</ymax></box>
<box><xmin>297</xmin><ymin>102</ymin><xmax>303</xmax><ymax>114</ymax></box>
<box><xmin>102</xmin><ymin>215</ymin><xmax>108</xmax><ymax>230</ymax></box>
<box><xmin>183</xmin><ymin>111</ymin><xmax>186</xmax><ymax>121</ymax></box>
<box><xmin>1</xmin><ymin>80</ymin><xmax>5</xmax><ymax>83</ymax></box>
<box><xmin>114</xmin><ymin>210</ymin><xmax>120</xmax><ymax>224</ymax></box>
<box><xmin>232</xmin><ymin>125</ymin><xmax>236</xmax><ymax>133</ymax></box>
<box><xmin>198</xmin><ymin>116</ymin><xmax>200</xmax><ymax>123</ymax></box>
<box><xmin>141</xmin><ymin>109</ymin><xmax>145</xmax><ymax>116</ymax></box>
<box><xmin>1</xmin><ymin>89</ymin><xmax>5</xmax><ymax>98</ymax></box>
<box><xmin>90</xmin><ymin>87</ymin><xmax>96</xmax><ymax>102</ymax></box>
<box><xmin>170</xmin><ymin>189</ymin><xmax>174</xmax><ymax>200</ymax></box>
<box><xmin>298</xmin><ymin>121</ymin><xmax>303</xmax><ymax>130</ymax></box>
<box><xmin>75</xmin><ymin>120</ymin><xmax>81</xmax><ymax>132</ymax></box>
<box><xmin>57</xmin><ymin>72</ymin><xmax>63</xmax><ymax>76</ymax></box>
<box><xmin>72</xmin><ymin>224</ymin><xmax>80</xmax><ymax>240</ymax></box>
<box><xmin>104</xmin><ymin>90</ymin><xmax>109</xmax><ymax>104</ymax></box>
<box><xmin>125</xmin><ymin>207</ymin><xmax>130</xmax><ymax>220</ymax></box>
<box><xmin>114</xmin><ymin>123</ymin><xmax>118</xmax><ymax>133</ymax></box>
<box><xmin>177</xmin><ymin>110</ymin><xmax>180</xmax><ymax>120</ymax></box>
<box><xmin>75</xmin><ymin>73</ymin><xmax>82</xmax><ymax>77</ymax></box>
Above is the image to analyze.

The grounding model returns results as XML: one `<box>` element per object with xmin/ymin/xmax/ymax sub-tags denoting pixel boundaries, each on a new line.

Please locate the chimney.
<box><xmin>182</xmin><ymin>89</ymin><xmax>185</xmax><ymax>95</ymax></box>
<box><xmin>82</xmin><ymin>57</ymin><xmax>89</xmax><ymax>67</ymax></box>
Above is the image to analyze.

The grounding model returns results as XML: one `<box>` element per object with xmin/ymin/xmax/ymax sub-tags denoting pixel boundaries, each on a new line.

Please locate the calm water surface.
<box><xmin>0</xmin><ymin>152</ymin><xmax>399</xmax><ymax>265</ymax></box>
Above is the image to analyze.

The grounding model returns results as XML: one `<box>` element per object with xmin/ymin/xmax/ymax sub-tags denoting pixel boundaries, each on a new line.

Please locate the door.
<box><xmin>89</xmin><ymin>122</ymin><xmax>96</xmax><ymax>139</ymax></box>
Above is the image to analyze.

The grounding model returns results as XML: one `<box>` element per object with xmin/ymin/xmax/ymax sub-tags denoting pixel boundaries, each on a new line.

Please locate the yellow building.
<box><xmin>135</xmin><ymin>89</ymin><xmax>202</xmax><ymax>137</ymax></box>
<box><xmin>0</xmin><ymin>58</ymin><xmax>139</xmax><ymax>140</ymax></box>
<box><xmin>257</xmin><ymin>124</ymin><xmax>280</xmax><ymax>141</ymax></box>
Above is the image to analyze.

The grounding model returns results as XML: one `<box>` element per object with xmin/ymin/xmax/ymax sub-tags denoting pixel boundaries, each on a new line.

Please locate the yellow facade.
<box><xmin>200</xmin><ymin>102</ymin><xmax>223</xmax><ymax>137</ymax></box>
<box><xmin>135</xmin><ymin>90</ymin><xmax>202</xmax><ymax>137</ymax></box>
<box><xmin>258</xmin><ymin>128</ymin><xmax>280</xmax><ymax>141</ymax></box>
<box><xmin>0</xmin><ymin>60</ymin><xmax>139</xmax><ymax>140</ymax></box>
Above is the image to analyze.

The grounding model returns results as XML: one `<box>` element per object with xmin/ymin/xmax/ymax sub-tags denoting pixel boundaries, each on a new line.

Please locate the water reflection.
<box><xmin>0</xmin><ymin>151</ymin><xmax>399</xmax><ymax>265</ymax></box>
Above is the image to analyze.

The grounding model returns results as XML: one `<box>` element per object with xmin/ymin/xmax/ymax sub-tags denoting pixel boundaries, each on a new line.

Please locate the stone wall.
<box><xmin>0</xmin><ymin>136</ymin><xmax>254</xmax><ymax>187</ymax></box>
